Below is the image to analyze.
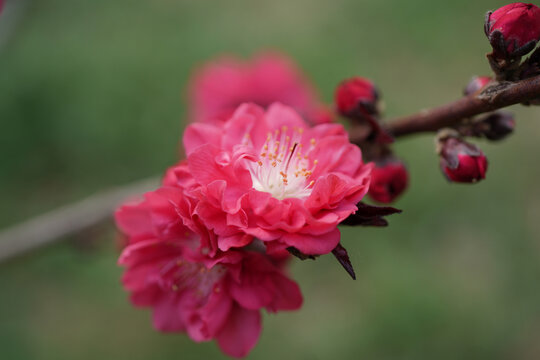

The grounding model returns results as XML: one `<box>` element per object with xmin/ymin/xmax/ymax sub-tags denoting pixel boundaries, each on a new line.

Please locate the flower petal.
<box><xmin>216</xmin><ymin>305</ymin><xmax>261</xmax><ymax>358</ymax></box>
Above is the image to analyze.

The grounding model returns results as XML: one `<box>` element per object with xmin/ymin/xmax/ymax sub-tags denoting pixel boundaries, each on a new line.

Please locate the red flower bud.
<box><xmin>439</xmin><ymin>137</ymin><xmax>488</xmax><ymax>183</ymax></box>
<box><xmin>464</xmin><ymin>76</ymin><xmax>492</xmax><ymax>96</ymax></box>
<box><xmin>368</xmin><ymin>159</ymin><xmax>409</xmax><ymax>204</ymax></box>
<box><xmin>335</xmin><ymin>77</ymin><xmax>392</xmax><ymax>144</ymax></box>
<box><xmin>335</xmin><ymin>77</ymin><xmax>379</xmax><ymax>118</ymax></box>
<box><xmin>485</xmin><ymin>3</ymin><xmax>540</xmax><ymax>58</ymax></box>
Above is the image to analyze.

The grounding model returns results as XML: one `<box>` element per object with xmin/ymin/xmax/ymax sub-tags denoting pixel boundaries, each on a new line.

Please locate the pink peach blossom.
<box><xmin>115</xmin><ymin>187</ymin><xmax>302</xmax><ymax>358</ymax></box>
<box><xmin>176</xmin><ymin>102</ymin><xmax>372</xmax><ymax>256</ymax></box>
<box><xmin>188</xmin><ymin>52</ymin><xmax>331</xmax><ymax>125</ymax></box>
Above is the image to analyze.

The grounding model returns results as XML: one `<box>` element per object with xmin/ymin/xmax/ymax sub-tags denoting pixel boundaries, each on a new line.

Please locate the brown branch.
<box><xmin>385</xmin><ymin>74</ymin><xmax>540</xmax><ymax>137</ymax></box>
<box><xmin>0</xmin><ymin>177</ymin><xmax>159</xmax><ymax>263</ymax></box>
<box><xmin>2</xmin><ymin>75</ymin><xmax>540</xmax><ymax>263</ymax></box>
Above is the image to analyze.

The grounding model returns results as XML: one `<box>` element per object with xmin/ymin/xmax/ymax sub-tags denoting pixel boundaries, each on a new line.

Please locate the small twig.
<box><xmin>0</xmin><ymin>177</ymin><xmax>159</xmax><ymax>263</ymax></box>
<box><xmin>386</xmin><ymin>74</ymin><xmax>540</xmax><ymax>137</ymax></box>
<box><xmin>2</xmin><ymin>74</ymin><xmax>539</xmax><ymax>264</ymax></box>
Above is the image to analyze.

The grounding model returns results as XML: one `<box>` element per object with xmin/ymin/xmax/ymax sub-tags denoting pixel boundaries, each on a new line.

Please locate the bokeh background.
<box><xmin>1</xmin><ymin>0</ymin><xmax>540</xmax><ymax>359</ymax></box>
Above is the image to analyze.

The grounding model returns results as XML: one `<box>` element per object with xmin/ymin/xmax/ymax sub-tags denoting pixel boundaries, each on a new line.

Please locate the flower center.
<box><xmin>160</xmin><ymin>259</ymin><xmax>226</xmax><ymax>298</ymax></box>
<box><xmin>246</xmin><ymin>127</ymin><xmax>317</xmax><ymax>200</ymax></box>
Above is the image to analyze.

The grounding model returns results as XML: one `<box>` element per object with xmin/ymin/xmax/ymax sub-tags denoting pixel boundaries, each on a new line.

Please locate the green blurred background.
<box><xmin>1</xmin><ymin>0</ymin><xmax>540</xmax><ymax>359</ymax></box>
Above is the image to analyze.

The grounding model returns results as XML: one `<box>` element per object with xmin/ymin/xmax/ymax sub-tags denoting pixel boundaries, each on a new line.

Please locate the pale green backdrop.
<box><xmin>1</xmin><ymin>0</ymin><xmax>539</xmax><ymax>359</ymax></box>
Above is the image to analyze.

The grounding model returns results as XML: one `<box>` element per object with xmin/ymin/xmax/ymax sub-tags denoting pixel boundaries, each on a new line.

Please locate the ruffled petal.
<box><xmin>183</xmin><ymin>123</ymin><xmax>223</xmax><ymax>156</ymax></box>
<box><xmin>216</xmin><ymin>305</ymin><xmax>261</xmax><ymax>358</ymax></box>
<box><xmin>152</xmin><ymin>295</ymin><xmax>186</xmax><ymax>332</ymax></box>
<box><xmin>282</xmin><ymin>227</ymin><xmax>341</xmax><ymax>255</ymax></box>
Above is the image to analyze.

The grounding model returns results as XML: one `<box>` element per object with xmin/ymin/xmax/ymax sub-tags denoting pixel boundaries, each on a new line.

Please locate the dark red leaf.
<box><xmin>341</xmin><ymin>202</ymin><xmax>401</xmax><ymax>226</ymax></box>
<box><xmin>332</xmin><ymin>243</ymin><xmax>356</xmax><ymax>280</ymax></box>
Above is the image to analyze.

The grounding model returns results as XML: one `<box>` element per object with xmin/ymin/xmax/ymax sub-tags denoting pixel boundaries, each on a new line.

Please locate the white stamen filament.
<box><xmin>247</xmin><ymin>127</ymin><xmax>317</xmax><ymax>200</ymax></box>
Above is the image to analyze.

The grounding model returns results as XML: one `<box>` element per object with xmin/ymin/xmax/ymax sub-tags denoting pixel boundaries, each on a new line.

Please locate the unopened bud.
<box><xmin>335</xmin><ymin>77</ymin><xmax>379</xmax><ymax>118</ymax></box>
<box><xmin>438</xmin><ymin>135</ymin><xmax>488</xmax><ymax>183</ymax></box>
<box><xmin>475</xmin><ymin>111</ymin><xmax>515</xmax><ymax>141</ymax></box>
<box><xmin>464</xmin><ymin>76</ymin><xmax>492</xmax><ymax>96</ymax></box>
<box><xmin>335</xmin><ymin>77</ymin><xmax>392</xmax><ymax>144</ymax></box>
<box><xmin>485</xmin><ymin>3</ymin><xmax>540</xmax><ymax>59</ymax></box>
<box><xmin>368</xmin><ymin>159</ymin><xmax>409</xmax><ymax>203</ymax></box>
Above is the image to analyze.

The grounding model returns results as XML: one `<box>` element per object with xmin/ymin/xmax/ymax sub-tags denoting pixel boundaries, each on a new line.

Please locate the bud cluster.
<box><xmin>335</xmin><ymin>77</ymin><xmax>408</xmax><ymax>203</ymax></box>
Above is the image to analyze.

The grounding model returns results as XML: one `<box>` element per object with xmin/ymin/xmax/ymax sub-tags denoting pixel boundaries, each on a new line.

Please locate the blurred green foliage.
<box><xmin>1</xmin><ymin>0</ymin><xmax>540</xmax><ymax>359</ymax></box>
